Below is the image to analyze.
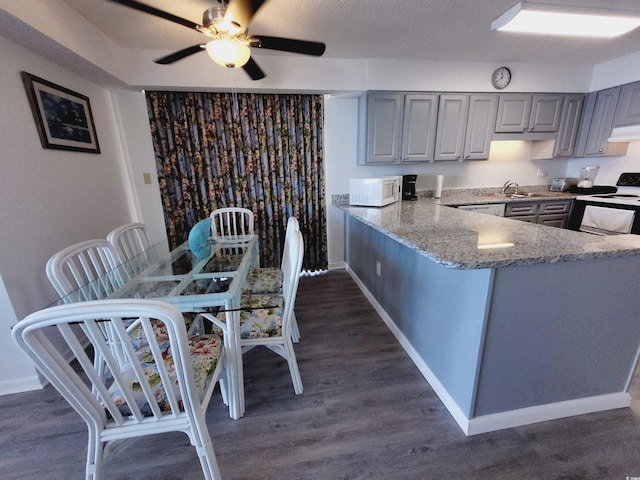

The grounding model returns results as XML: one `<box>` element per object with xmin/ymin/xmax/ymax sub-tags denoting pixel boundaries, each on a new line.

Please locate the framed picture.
<box><xmin>21</xmin><ymin>72</ymin><xmax>100</xmax><ymax>153</ymax></box>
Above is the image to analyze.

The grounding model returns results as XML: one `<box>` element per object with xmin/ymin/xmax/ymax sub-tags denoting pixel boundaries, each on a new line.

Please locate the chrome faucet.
<box><xmin>501</xmin><ymin>180</ymin><xmax>519</xmax><ymax>195</ymax></box>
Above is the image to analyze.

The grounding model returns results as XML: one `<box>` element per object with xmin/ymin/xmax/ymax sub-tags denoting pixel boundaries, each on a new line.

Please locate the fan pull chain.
<box><xmin>231</xmin><ymin>86</ymin><xmax>239</xmax><ymax>122</ymax></box>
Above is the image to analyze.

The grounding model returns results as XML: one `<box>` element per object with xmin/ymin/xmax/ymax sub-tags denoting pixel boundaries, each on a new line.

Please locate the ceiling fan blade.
<box><xmin>106</xmin><ymin>0</ymin><xmax>205</xmax><ymax>32</ymax></box>
<box><xmin>155</xmin><ymin>44</ymin><xmax>206</xmax><ymax>64</ymax></box>
<box><xmin>224</xmin><ymin>0</ymin><xmax>269</xmax><ymax>33</ymax></box>
<box><xmin>243</xmin><ymin>57</ymin><xmax>266</xmax><ymax>80</ymax></box>
<box><xmin>251</xmin><ymin>36</ymin><xmax>326</xmax><ymax>56</ymax></box>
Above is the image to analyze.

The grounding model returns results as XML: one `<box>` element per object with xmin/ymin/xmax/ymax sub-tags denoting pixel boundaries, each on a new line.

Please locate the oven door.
<box><xmin>569</xmin><ymin>200</ymin><xmax>640</xmax><ymax>235</ymax></box>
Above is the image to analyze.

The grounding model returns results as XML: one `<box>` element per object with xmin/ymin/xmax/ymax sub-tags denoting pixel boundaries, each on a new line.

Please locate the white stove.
<box><xmin>571</xmin><ymin>173</ymin><xmax>640</xmax><ymax>235</ymax></box>
<box><xmin>575</xmin><ymin>173</ymin><xmax>640</xmax><ymax>206</ymax></box>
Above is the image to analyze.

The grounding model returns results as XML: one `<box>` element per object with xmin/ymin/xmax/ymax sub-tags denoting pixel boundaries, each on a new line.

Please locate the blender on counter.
<box><xmin>578</xmin><ymin>166</ymin><xmax>599</xmax><ymax>188</ymax></box>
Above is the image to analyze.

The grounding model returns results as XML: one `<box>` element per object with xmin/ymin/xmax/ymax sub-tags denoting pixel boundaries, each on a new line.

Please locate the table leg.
<box><xmin>225</xmin><ymin>299</ymin><xmax>245</xmax><ymax>419</ymax></box>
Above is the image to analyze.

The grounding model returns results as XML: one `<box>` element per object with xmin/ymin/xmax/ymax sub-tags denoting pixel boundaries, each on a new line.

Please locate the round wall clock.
<box><xmin>491</xmin><ymin>67</ymin><xmax>511</xmax><ymax>89</ymax></box>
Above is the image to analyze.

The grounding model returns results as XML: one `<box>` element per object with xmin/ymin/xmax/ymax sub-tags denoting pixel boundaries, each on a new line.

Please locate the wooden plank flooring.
<box><xmin>1</xmin><ymin>270</ymin><xmax>639</xmax><ymax>479</ymax></box>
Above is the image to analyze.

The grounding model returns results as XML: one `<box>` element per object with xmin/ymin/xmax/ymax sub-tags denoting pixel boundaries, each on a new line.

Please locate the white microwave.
<box><xmin>349</xmin><ymin>176</ymin><xmax>401</xmax><ymax>207</ymax></box>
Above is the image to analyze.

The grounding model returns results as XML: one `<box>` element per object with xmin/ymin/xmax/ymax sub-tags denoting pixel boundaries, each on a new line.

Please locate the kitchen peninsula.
<box><xmin>336</xmin><ymin>195</ymin><xmax>640</xmax><ymax>435</ymax></box>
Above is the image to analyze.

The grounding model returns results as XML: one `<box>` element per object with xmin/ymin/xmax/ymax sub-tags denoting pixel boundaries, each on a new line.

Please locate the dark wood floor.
<box><xmin>1</xmin><ymin>270</ymin><xmax>639</xmax><ymax>479</ymax></box>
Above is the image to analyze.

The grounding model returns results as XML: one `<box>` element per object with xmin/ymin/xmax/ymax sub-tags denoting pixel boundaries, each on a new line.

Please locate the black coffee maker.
<box><xmin>402</xmin><ymin>175</ymin><xmax>418</xmax><ymax>201</ymax></box>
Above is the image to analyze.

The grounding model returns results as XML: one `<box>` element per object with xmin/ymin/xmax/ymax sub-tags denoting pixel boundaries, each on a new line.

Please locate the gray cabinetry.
<box><xmin>504</xmin><ymin>199</ymin><xmax>572</xmax><ymax>228</ymax></box>
<box><xmin>435</xmin><ymin>94</ymin><xmax>497</xmax><ymax>161</ymax></box>
<box><xmin>574</xmin><ymin>87</ymin><xmax>628</xmax><ymax>157</ymax></box>
<box><xmin>401</xmin><ymin>94</ymin><xmax>439</xmax><ymax>162</ymax></box>
<box><xmin>359</xmin><ymin>92</ymin><xmax>438</xmax><ymax>164</ymax></box>
<box><xmin>613</xmin><ymin>81</ymin><xmax>640</xmax><ymax>127</ymax></box>
<box><xmin>495</xmin><ymin>94</ymin><xmax>563</xmax><ymax>134</ymax></box>
<box><xmin>553</xmin><ymin>94</ymin><xmax>584</xmax><ymax>157</ymax></box>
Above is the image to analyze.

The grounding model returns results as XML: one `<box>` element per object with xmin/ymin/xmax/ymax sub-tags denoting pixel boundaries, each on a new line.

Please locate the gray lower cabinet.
<box><xmin>574</xmin><ymin>87</ymin><xmax>629</xmax><ymax>157</ymax></box>
<box><xmin>434</xmin><ymin>94</ymin><xmax>497</xmax><ymax>161</ymax></box>
<box><xmin>613</xmin><ymin>81</ymin><xmax>640</xmax><ymax>127</ymax></box>
<box><xmin>359</xmin><ymin>92</ymin><xmax>438</xmax><ymax>164</ymax></box>
<box><xmin>504</xmin><ymin>199</ymin><xmax>572</xmax><ymax>228</ymax></box>
<box><xmin>495</xmin><ymin>94</ymin><xmax>563</xmax><ymax>134</ymax></box>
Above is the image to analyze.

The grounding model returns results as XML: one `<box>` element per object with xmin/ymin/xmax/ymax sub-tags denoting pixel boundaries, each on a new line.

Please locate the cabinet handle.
<box><xmin>599</xmin><ymin>148</ymin><xmax>604</xmax><ymax>153</ymax></box>
<box><xmin>530</xmin><ymin>126</ymin><xmax>535</xmax><ymax>131</ymax></box>
<box><xmin>522</xmin><ymin>127</ymin><xmax>527</xmax><ymax>132</ymax></box>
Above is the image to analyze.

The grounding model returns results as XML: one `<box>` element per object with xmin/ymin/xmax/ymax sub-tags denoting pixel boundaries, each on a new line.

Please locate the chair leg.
<box><xmin>85</xmin><ymin>428</ymin><xmax>104</xmax><ymax>480</ymax></box>
<box><xmin>283</xmin><ymin>338</ymin><xmax>303</xmax><ymax>395</ymax></box>
<box><xmin>192</xmin><ymin>419</ymin><xmax>222</xmax><ymax>480</ymax></box>
<box><xmin>291</xmin><ymin>311</ymin><xmax>300</xmax><ymax>343</ymax></box>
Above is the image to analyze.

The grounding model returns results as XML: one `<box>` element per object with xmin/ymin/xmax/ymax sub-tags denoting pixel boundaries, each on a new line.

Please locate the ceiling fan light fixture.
<box><xmin>206</xmin><ymin>38</ymin><xmax>251</xmax><ymax>68</ymax></box>
<box><xmin>491</xmin><ymin>2</ymin><xmax>640</xmax><ymax>38</ymax></box>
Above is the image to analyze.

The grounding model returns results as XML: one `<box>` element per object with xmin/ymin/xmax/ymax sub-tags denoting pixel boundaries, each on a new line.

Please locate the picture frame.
<box><xmin>21</xmin><ymin>71</ymin><xmax>100</xmax><ymax>153</ymax></box>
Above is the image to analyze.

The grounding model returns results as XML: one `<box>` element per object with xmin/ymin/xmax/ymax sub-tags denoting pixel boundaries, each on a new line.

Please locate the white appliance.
<box><xmin>573</xmin><ymin>172</ymin><xmax>640</xmax><ymax>235</ymax></box>
<box><xmin>349</xmin><ymin>176</ymin><xmax>401</xmax><ymax>207</ymax></box>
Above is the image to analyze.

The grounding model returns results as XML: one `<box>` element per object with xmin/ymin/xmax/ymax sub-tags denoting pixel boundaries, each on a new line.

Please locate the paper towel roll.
<box><xmin>434</xmin><ymin>175</ymin><xmax>444</xmax><ymax>199</ymax></box>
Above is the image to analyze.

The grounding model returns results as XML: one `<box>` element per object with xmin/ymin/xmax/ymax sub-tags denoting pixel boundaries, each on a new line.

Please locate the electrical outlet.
<box><xmin>376</xmin><ymin>260</ymin><xmax>381</xmax><ymax>277</ymax></box>
<box><xmin>537</xmin><ymin>169</ymin><xmax>548</xmax><ymax>178</ymax></box>
<box><xmin>143</xmin><ymin>172</ymin><xmax>152</xmax><ymax>184</ymax></box>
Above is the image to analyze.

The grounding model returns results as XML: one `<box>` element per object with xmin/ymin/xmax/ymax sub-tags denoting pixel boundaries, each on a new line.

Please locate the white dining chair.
<box><xmin>107</xmin><ymin>223</ymin><xmax>153</xmax><ymax>275</ymax></box>
<box><xmin>46</xmin><ymin>239</ymin><xmax>127</xmax><ymax>301</ymax></box>
<box><xmin>12</xmin><ymin>299</ymin><xmax>226</xmax><ymax>480</ymax></box>
<box><xmin>210</xmin><ymin>207</ymin><xmax>254</xmax><ymax>243</ymax></box>
<box><xmin>242</xmin><ymin>216</ymin><xmax>301</xmax><ymax>342</ymax></box>
<box><xmin>205</xmin><ymin>230</ymin><xmax>305</xmax><ymax>395</ymax></box>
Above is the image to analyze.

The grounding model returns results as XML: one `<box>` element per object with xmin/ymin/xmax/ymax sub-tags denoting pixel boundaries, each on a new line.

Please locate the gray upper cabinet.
<box><xmin>613</xmin><ymin>81</ymin><xmax>640</xmax><ymax>127</ymax></box>
<box><xmin>363</xmin><ymin>93</ymin><xmax>403</xmax><ymax>164</ymax></box>
<box><xmin>553</xmin><ymin>94</ymin><xmax>584</xmax><ymax>157</ymax></box>
<box><xmin>401</xmin><ymin>94</ymin><xmax>439</xmax><ymax>162</ymax></box>
<box><xmin>360</xmin><ymin>92</ymin><xmax>437</xmax><ymax>164</ymax></box>
<box><xmin>435</xmin><ymin>94</ymin><xmax>497</xmax><ymax>161</ymax></box>
<box><xmin>574</xmin><ymin>87</ymin><xmax>628</xmax><ymax>157</ymax></box>
<box><xmin>495</xmin><ymin>94</ymin><xmax>563</xmax><ymax>134</ymax></box>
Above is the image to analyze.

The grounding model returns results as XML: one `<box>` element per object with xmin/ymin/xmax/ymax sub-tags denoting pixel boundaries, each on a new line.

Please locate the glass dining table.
<box><xmin>55</xmin><ymin>235</ymin><xmax>260</xmax><ymax>420</ymax></box>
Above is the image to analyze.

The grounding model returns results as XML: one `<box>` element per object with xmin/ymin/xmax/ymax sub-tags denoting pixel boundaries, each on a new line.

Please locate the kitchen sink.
<box><xmin>481</xmin><ymin>192</ymin><xmax>558</xmax><ymax>199</ymax></box>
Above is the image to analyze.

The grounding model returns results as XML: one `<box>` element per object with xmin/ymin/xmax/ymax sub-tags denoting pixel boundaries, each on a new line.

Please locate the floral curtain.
<box><xmin>145</xmin><ymin>91</ymin><xmax>327</xmax><ymax>270</ymax></box>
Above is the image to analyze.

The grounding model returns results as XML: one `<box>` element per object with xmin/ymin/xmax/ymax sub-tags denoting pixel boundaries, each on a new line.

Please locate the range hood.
<box><xmin>608</xmin><ymin>125</ymin><xmax>640</xmax><ymax>142</ymax></box>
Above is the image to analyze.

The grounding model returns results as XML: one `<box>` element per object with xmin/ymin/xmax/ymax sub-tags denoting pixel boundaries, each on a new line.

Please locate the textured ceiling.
<box><xmin>61</xmin><ymin>0</ymin><xmax>640</xmax><ymax>66</ymax></box>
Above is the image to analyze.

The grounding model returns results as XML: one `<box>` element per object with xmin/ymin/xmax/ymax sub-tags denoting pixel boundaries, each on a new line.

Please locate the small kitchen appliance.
<box><xmin>577</xmin><ymin>165</ymin><xmax>599</xmax><ymax>189</ymax></box>
<box><xmin>349</xmin><ymin>176</ymin><xmax>401</xmax><ymax>207</ymax></box>
<box><xmin>402</xmin><ymin>175</ymin><xmax>418</xmax><ymax>201</ymax></box>
<box><xmin>549</xmin><ymin>177</ymin><xmax>578</xmax><ymax>192</ymax></box>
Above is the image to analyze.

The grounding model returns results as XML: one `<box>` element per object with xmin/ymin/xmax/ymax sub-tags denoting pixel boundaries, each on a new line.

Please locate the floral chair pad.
<box><xmin>216</xmin><ymin>293</ymin><xmax>285</xmax><ymax>339</ymax></box>
<box><xmin>242</xmin><ymin>268</ymin><xmax>283</xmax><ymax>294</ymax></box>
<box><xmin>107</xmin><ymin>322</ymin><xmax>222</xmax><ymax>417</ymax></box>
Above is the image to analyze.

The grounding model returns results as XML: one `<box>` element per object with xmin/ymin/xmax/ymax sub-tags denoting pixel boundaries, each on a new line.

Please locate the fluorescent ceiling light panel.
<box><xmin>491</xmin><ymin>2</ymin><xmax>640</xmax><ymax>38</ymax></box>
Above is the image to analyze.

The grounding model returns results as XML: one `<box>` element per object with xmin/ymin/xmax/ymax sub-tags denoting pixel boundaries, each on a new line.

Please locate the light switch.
<box><xmin>143</xmin><ymin>172</ymin><xmax>152</xmax><ymax>184</ymax></box>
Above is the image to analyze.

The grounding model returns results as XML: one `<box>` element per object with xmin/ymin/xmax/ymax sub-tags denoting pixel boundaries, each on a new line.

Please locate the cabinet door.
<box><xmin>366</xmin><ymin>93</ymin><xmax>403</xmax><ymax>164</ymax></box>
<box><xmin>434</xmin><ymin>95</ymin><xmax>469</xmax><ymax>161</ymax></box>
<box><xmin>554</xmin><ymin>95</ymin><xmax>584</xmax><ymax>157</ymax></box>
<box><xmin>537</xmin><ymin>214</ymin><xmax>569</xmax><ymax>229</ymax></box>
<box><xmin>495</xmin><ymin>94</ymin><xmax>530</xmax><ymax>133</ymax></box>
<box><xmin>583</xmin><ymin>87</ymin><xmax>621</xmax><ymax>156</ymax></box>
<box><xmin>529</xmin><ymin>94</ymin><xmax>563</xmax><ymax>132</ymax></box>
<box><xmin>505</xmin><ymin>202</ymin><xmax>538</xmax><ymax>216</ymax></box>
<box><xmin>613</xmin><ymin>81</ymin><xmax>640</xmax><ymax>127</ymax></box>
<box><xmin>401</xmin><ymin>94</ymin><xmax>438</xmax><ymax>162</ymax></box>
<box><xmin>463</xmin><ymin>95</ymin><xmax>498</xmax><ymax>160</ymax></box>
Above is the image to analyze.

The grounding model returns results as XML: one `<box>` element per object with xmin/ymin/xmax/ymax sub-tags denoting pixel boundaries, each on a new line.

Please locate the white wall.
<box><xmin>0</xmin><ymin>35</ymin><xmax>133</xmax><ymax>394</ymax></box>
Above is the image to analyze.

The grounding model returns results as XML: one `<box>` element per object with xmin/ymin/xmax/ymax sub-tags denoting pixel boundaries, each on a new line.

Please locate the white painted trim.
<box><xmin>467</xmin><ymin>393</ymin><xmax>631</xmax><ymax>435</ymax></box>
<box><xmin>346</xmin><ymin>263</ymin><xmax>633</xmax><ymax>437</ymax></box>
<box><xmin>0</xmin><ymin>375</ymin><xmax>44</xmax><ymax>396</ymax></box>
<box><xmin>328</xmin><ymin>261</ymin><xmax>346</xmax><ymax>270</ymax></box>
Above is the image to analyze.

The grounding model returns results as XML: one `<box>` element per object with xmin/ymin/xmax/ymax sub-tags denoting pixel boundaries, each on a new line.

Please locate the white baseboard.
<box><xmin>328</xmin><ymin>261</ymin><xmax>346</xmax><ymax>270</ymax></box>
<box><xmin>346</xmin><ymin>264</ymin><xmax>632</xmax><ymax>436</ymax></box>
<box><xmin>0</xmin><ymin>375</ymin><xmax>43</xmax><ymax>396</ymax></box>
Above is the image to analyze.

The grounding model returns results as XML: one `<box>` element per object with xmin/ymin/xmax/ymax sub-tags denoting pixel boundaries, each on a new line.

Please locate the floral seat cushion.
<box><xmin>217</xmin><ymin>293</ymin><xmax>285</xmax><ymax>339</ymax></box>
<box><xmin>107</xmin><ymin>322</ymin><xmax>222</xmax><ymax>417</ymax></box>
<box><xmin>242</xmin><ymin>268</ymin><xmax>283</xmax><ymax>294</ymax></box>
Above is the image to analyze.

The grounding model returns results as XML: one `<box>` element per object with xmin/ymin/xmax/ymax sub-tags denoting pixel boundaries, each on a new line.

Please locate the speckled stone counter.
<box><xmin>335</xmin><ymin>196</ymin><xmax>640</xmax><ymax>269</ymax></box>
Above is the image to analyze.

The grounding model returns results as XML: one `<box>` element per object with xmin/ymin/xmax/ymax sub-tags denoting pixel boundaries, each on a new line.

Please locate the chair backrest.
<box><xmin>281</xmin><ymin>230</ymin><xmax>304</xmax><ymax>336</ymax></box>
<box><xmin>46</xmin><ymin>239</ymin><xmax>126</xmax><ymax>302</ymax></box>
<box><xmin>107</xmin><ymin>223</ymin><xmax>152</xmax><ymax>268</ymax></box>
<box><xmin>280</xmin><ymin>217</ymin><xmax>300</xmax><ymax>270</ymax></box>
<box><xmin>210</xmin><ymin>207</ymin><xmax>254</xmax><ymax>243</ymax></box>
<box><xmin>11</xmin><ymin>299</ymin><xmax>219</xmax><ymax>465</ymax></box>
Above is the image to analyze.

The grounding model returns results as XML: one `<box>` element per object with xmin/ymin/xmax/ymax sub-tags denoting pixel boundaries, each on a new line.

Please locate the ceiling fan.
<box><xmin>107</xmin><ymin>0</ymin><xmax>326</xmax><ymax>80</ymax></box>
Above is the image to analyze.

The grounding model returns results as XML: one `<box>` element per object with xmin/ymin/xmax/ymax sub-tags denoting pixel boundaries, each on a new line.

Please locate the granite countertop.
<box><xmin>335</xmin><ymin>193</ymin><xmax>640</xmax><ymax>270</ymax></box>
